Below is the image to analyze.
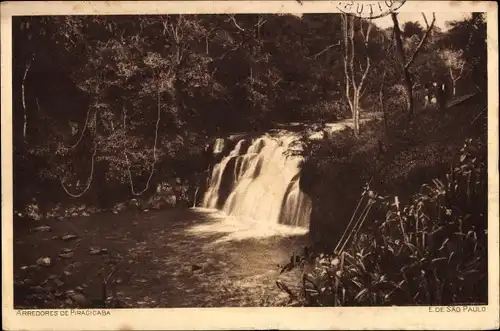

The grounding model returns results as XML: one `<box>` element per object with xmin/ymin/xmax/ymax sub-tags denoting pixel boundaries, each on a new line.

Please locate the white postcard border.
<box><xmin>1</xmin><ymin>1</ymin><xmax>498</xmax><ymax>330</ymax></box>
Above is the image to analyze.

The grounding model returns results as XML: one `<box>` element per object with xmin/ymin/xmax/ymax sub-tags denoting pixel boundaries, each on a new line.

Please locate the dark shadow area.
<box><xmin>215</xmin><ymin>156</ymin><xmax>237</xmax><ymax>209</ymax></box>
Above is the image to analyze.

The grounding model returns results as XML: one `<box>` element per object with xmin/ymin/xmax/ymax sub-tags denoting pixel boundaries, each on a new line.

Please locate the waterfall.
<box><xmin>201</xmin><ymin>133</ymin><xmax>312</xmax><ymax>228</ymax></box>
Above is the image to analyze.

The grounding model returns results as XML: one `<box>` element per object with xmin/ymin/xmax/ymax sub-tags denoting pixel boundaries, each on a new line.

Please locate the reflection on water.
<box><xmin>147</xmin><ymin>208</ymin><xmax>309</xmax><ymax>307</ymax></box>
<box><xmin>14</xmin><ymin>207</ymin><xmax>308</xmax><ymax>308</ymax></box>
<box><xmin>64</xmin><ymin>208</ymin><xmax>310</xmax><ymax>307</ymax></box>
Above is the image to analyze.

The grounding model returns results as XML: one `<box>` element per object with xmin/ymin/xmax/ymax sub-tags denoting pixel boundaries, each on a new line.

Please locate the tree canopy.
<box><xmin>12</xmin><ymin>13</ymin><xmax>487</xmax><ymax>208</ymax></box>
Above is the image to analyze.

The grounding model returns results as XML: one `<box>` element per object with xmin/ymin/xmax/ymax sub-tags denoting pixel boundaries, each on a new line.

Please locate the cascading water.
<box><xmin>201</xmin><ymin>133</ymin><xmax>312</xmax><ymax>229</ymax></box>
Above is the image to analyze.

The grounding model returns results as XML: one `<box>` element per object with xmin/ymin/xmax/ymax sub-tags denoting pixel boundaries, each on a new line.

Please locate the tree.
<box><xmin>341</xmin><ymin>14</ymin><xmax>373</xmax><ymax>136</ymax></box>
<box><xmin>442</xmin><ymin>13</ymin><xmax>486</xmax><ymax>94</ymax></box>
<box><xmin>391</xmin><ymin>12</ymin><xmax>436</xmax><ymax>116</ymax></box>
<box><xmin>402</xmin><ymin>21</ymin><xmax>424</xmax><ymax>39</ymax></box>
<box><xmin>439</xmin><ymin>49</ymin><xmax>466</xmax><ymax>96</ymax></box>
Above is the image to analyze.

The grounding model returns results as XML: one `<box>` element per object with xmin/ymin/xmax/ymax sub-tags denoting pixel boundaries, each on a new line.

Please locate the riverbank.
<box><xmin>302</xmin><ymin>94</ymin><xmax>486</xmax><ymax>249</ymax></box>
<box><xmin>275</xmin><ymin>94</ymin><xmax>488</xmax><ymax>306</ymax></box>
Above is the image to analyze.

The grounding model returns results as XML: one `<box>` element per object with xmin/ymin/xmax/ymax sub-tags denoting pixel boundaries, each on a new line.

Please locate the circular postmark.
<box><xmin>337</xmin><ymin>1</ymin><xmax>407</xmax><ymax>19</ymax></box>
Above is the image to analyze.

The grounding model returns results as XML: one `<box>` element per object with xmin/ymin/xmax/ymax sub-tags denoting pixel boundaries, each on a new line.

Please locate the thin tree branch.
<box><xmin>380</xmin><ymin>69</ymin><xmax>389</xmax><ymax>137</ymax></box>
<box><xmin>61</xmin><ymin>141</ymin><xmax>98</xmax><ymax>198</ymax></box>
<box><xmin>391</xmin><ymin>13</ymin><xmax>407</xmax><ymax>65</ymax></box>
<box><xmin>124</xmin><ymin>78</ymin><xmax>161</xmax><ymax>196</ymax></box>
<box><xmin>22</xmin><ymin>56</ymin><xmax>34</xmax><ymax>140</ymax></box>
<box><xmin>70</xmin><ymin>104</ymin><xmax>94</xmax><ymax>149</ymax></box>
<box><xmin>455</xmin><ymin>60</ymin><xmax>466</xmax><ymax>82</ymax></box>
<box><xmin>254</xmin><ymin>15</ymin><xmax>267</xmax><ymax>28</ymax></box>
<box><xmin>405</xmin><ymin>13</ymin><xmax>436</xmax><ymax>69</ymax></box>
<box><xmin>358</xmin><ymin>20</ymin><xmax>372</xmax><ymax>93</ymax></box>
<box><xmin>348</xmin><ymin>16</ymin><xmax>357</xmax><ymax>91</ymax></box>
<box><xmin>228</xmin><ymin>14</ymin><xmax>245</xmax><ymax>31</ymax></box>
<box><xmin>422</xmin><ymin>13</ymin><xmax>430</xmax><ymax>28</ymax></box>
<box><xmin>341</xmin><ymin>14</ymin><xmax>354</xmax><ymax>114</ymax></box>
<box><xmin>309</xmin><ymin>42</ymin><xmax>341</xmax><ymax>59</ymax></box>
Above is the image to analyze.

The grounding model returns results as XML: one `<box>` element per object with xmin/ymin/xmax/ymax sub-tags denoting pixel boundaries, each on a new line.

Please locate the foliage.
<box><xmin>13</xmin><ymin>14</ymin><xmax>357</xmax><ymax>210</ymax></box>
<box><xmin>280</xmin><ymin>138</ymin><xmax>487</xmax><ymax>306</ymax></box>
<box><xmin>402</xmin><ymin>21</ymin><xmax>425</xmax><ymax>39</ymax></box>
<box><xmin>13</xmin><ymin>13</ymin><xmax>488</xmax><ymax>215</ymax></box>
<box><xmin>301</xmin><ymin>89</ymin><xmax>486</xmax><ymax>250</ymax></box>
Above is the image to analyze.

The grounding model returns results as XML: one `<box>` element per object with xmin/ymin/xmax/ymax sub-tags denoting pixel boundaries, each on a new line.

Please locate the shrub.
<box><xmin>300</xmin><ymin>99</ymin><xmax>351</xmax><ymax>123</ymax></box>
<box><xmin>279</xmin><ymin>138</ymin><xmax>487</xmax><ymax>306</ymax></box>
<box><xmin>301</xmin><ymin>95</ymin><xmax>487</xmax><ymax>249</ymax></box>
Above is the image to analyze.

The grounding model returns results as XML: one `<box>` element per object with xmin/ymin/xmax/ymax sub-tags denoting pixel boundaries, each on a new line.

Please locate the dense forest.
<box><xmin>13</xmin><ymin>13</ymin><xmax>486</xmax><ymax>212</ymax></box>
<box><xmin>13</xmin><ymin>13</ymin><xmax>488</xmax><ymax>308</ymax></box>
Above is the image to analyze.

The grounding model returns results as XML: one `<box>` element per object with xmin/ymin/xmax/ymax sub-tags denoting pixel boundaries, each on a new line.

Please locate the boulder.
<box><xmin>36</xmin><ymin>257</ymin><xmax>52</xmax><ymax>267</ymax></box>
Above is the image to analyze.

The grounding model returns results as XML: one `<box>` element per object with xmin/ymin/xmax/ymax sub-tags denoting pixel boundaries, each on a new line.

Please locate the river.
<box><xmin>14</xmin><ymin>116</ymin><xmax>379</xmax><ymax>308</ymax></box>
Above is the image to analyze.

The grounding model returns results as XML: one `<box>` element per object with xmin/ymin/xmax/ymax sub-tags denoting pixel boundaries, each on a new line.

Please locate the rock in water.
<box><xmin>36</xmin><ymin>257</ymin><xmax>52</xmax><ymax>267</ymax></box>
<box><xmin>71</xmin><ymin>293</ymin><xmax>89</xmax><ymax>307</ymax></box>
<box><xmin>89</xmin><ymin>247</ymin><xmax>108</xmax><ymax>255</ymax></box>
<box><xmin>59</xmin><ymin>252</ymin><xmax>74</xmax><ymax>259</ymax></box>
<box><xmin>54</xmin><ymin>278</ymin><xmax>64</xmax><ymax>287</ymax></box>
<box><xmin>31</xmin><ymin>225</ymin><xmax>51</xmax><ymax>232</ymax></box>
<box><xmin>62</xmin><ymin>234</ymin><xmax>78</xmax><ymax>241</ymax></box>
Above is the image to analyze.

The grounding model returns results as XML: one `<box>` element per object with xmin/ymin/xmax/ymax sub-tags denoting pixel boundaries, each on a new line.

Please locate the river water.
<box><xmin>14</xmin><ymin>207</ymin><xmax>309</xmax><ymax>308</ymax></box>
<box><xmin>101</xmin><ymin>207</ymin><xmax>310</xmax><ymax>307</ymax></box>
<box><xmin>149</xmin><ymin>207</ymin><xmax>309</xmax><ymax>307</ymax></box>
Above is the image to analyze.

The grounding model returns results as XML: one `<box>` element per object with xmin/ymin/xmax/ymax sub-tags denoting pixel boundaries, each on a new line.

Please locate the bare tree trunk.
<box><xmin>353</xmin><ymin>96</ymin><xmax>359</xmax><ymax>136</ymax></box>
<box><xmin>391</xmin><ymin>12</ymin><xmax>435</xmax><ymax>117</ymax></box>
<box><xmin>380</xmin><ymin>70</ymin><xmax>389</xmax><ymax>138</ymax></box>
<box><xmin>391</xmin><ymin>13</ymin><xmax>414</xmax><ymax>117</ymax></box>
<box><xmin>402</xmin><ymin>70</ymin><xmax>414</xmax><ymax>116</ymax></box>
<box><xmin>341</xmin><ymin>14</ymin><xmax>372</xmax><ymax>137</ymax></box>
<box><xmin>446</xmin><ymin>49</ymin><xmax>466</xmax><ymax>98</ymax></box>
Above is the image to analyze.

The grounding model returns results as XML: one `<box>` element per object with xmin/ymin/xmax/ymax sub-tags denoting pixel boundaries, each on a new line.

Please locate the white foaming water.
<box><xmin>188</xmin><ymin>208</ymin><xmax>308</xmax><ymax>243</ymax></box>
<box><xmin>201</xmin><ymin>132</ymin><xmax>312</xmax><ymax>230</ymax></box>
<box><xmin>213</xmin><ymin>138</ymin><xmax>225</xmax><ymax>155</ymax></box>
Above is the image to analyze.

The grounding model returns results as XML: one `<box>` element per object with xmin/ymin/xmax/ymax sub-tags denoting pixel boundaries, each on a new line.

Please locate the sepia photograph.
<box><xmin>2</xmin><ymin>1</ymin><xmax>498</xmax><ymax>330</ymax></box>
